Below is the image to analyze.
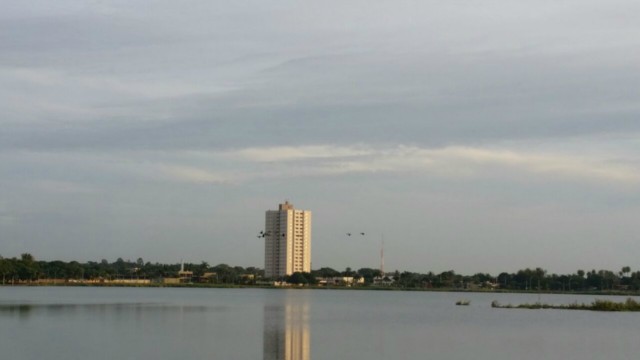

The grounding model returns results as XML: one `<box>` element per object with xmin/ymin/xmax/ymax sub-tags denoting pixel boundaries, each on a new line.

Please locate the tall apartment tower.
<box><xmin>264</xmin><ymin>201</ymin><xmax>312</xmax><ymax>278</ymax></box>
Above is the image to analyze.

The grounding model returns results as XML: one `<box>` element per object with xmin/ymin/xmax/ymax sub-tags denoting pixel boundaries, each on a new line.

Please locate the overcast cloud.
<box><xmin>1</xmin><ymin>0</ymin><xmax>639</xmax><ymax>274</ymax></box>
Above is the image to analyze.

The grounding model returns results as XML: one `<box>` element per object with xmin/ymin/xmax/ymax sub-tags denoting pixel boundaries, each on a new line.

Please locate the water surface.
<box><xmin>1</xmin><ymin>287</ymin><xmax>638</xmax><ymax>360</ymax></box>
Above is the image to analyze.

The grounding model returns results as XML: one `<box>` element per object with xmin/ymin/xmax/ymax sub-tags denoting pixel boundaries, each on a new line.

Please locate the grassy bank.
<box><xmin>491</xmin><ymin>298</ymin><xmax>640</xmax><ymax>312</ymax></box>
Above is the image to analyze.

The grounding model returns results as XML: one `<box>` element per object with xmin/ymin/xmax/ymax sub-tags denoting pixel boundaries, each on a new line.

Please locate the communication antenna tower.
<box><xmin>380</xmin><ymin>234</ymin><xmax>385</xmax><ymax>277</ymax></box>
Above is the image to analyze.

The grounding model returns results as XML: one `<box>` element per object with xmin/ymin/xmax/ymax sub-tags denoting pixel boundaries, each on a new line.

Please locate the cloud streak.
<box><xmin>4</xmin><ymin>142</ymin><xmax>637</xmax><ymax>188</ymax></box>
<box><xmin>155</xmin><ymin>165</ymin><xmax>232</xmax><ymax>185</ymax></box>
<box><xmin>201</xmin><ymin>143</ymin><xmax>639</xmax><ymax>185</ymax></box>
<box><xmin>231</xmin><ymin>145</ymin><xmax>374</xmax><ymax>162</ymax></box>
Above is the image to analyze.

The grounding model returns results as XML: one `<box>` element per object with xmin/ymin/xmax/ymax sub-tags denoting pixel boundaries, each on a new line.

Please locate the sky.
<box><xmin>1</xmin><ymin>0</ymin><xmax>639</xmax><ymax>275</ymax></box>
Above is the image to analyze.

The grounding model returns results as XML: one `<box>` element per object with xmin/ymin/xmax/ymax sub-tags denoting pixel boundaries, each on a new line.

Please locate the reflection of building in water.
<box><xmin>263</xmin><ymin>302</ymin><xmax>310</xmax><ymax>360</ymax></box>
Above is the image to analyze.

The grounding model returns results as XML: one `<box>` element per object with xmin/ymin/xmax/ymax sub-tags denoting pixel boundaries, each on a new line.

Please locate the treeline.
<box><xmin>363</xmin><ymin>266</ymin><xmax>640</xmax><ymax>291</ymax></box>
<box><xmin>0</xmin><ymin>254</ymin><xmax>262</xmax><ymax>285</ymax></box>
<box><xmin>2</xmin><ymin>254</ymin><xmax>640</xmax><ymax>292</ymax></box>
<box><xmin>288</xmin><ymin>266</ymin><xmax>640</xmax><ymax>292</ymax></box>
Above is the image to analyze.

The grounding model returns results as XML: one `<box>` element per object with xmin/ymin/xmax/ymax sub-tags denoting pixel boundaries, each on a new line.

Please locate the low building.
<box><xmin>177</xmin><ymin>261</ymin><xmax>193</xmax><ymax>283</ymax></box>
<box><xmin>318</xmin><ymin>276</ymin><xmax>364</xmax><ymax>287</ymax></box>
<box><xmin>373</xmin><ymin>275</ymin><xmax>394</xmax><ymax>286</ymax></box>
<box><xmin>196</xmin><ymin>272</ymin><xmax>217</xmax><ymax>283</ymax></box>
<box><xmin>108</xmin><ymin>279</ymin><xmax>151</xmax><ymax>285</ymax></box>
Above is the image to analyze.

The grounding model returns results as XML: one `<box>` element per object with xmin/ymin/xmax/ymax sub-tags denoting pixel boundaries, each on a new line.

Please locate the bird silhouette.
<box><xmin>346</xmin><ymin>233</ymin><xmax>351</xmax><ymax>236</ymax></box>
<box><xmin>360</xmin><ymin>232</ymin><xmax>365</xmax><ymax>236</ymax></box>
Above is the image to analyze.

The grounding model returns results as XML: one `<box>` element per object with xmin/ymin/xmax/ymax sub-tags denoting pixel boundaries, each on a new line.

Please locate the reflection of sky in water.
<box><xmin>1</xmin><ymin>288</ymin><xmax>640</xmax><ymax>360</ymax></box>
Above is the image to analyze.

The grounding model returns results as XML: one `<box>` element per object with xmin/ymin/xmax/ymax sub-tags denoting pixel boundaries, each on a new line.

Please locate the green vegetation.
<box><xmin>3</xmin><ymin>254</ymin><xmax>640</xmax><ymax>295</ymax></box>
<box><xmin>0</xmin><ymin>254</ymin><xmax>263</xmax><ymax>285</ymax></box>
<box><xmin>491</xmin><ymin>298</ymin><xmax>640</xmax><ymax>312</ymax></box>
<box><xmin>286</xmin><ymin>272</ymin><xmax>317</xmax><ymax>285</ymax></box>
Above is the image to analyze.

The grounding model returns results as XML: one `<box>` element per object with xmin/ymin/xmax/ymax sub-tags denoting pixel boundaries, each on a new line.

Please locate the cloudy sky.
<box><xmin>1</xmin><ymin>1</ymin><xmax>639</xmax><ymax>274</ymax></box>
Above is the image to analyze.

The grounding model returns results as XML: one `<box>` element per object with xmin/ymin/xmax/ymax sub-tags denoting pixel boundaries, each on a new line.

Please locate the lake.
<box><xmin>1</xmin><ymin>287</ymin><xmax>638</xmax><ymax>359</ymax></box>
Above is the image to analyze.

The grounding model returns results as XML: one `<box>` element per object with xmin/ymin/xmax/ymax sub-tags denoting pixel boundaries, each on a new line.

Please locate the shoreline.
<box><xmin>3</xmin><ymin>282</ymin><xmax>640</xmax><ymax>297</ymax></box>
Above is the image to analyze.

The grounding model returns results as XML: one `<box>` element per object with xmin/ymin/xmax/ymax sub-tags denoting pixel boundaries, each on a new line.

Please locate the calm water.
<box><xmin>1</xmin><ymin>287</ymin><xmax>639</xmax><ymax>360</ymax></box>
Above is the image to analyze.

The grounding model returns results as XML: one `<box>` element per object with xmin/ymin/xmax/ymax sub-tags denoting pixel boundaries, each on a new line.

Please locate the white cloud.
<box><xmin>155</xmin><ymin>164</ymin><xmax>232</xmax><ymax>185</ymax></box>
<box><xmin>220</xmin><ymin>144</ymin><xmax>640</xmax><ymax>185</ymax></box>
<box><xmin>4</xmin><ymin>143</ymin><xmax>637</xmax><ymax>187</ymax></box>
<box><xmin>231</xmin><ymin>145</ymin><xmax>373</xmax><ymax>162</ymax></box>
<box><xmin>438</xmin><ymin>146</ymin><xmax>639</xmax><ymax>183</ymax></box>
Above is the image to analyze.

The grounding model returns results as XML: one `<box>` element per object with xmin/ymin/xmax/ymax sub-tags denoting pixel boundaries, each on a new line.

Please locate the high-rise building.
<box><xmin>264</xmin><ymin>201</ymin><xmax>312</xmax><ymax>278</ymax></box>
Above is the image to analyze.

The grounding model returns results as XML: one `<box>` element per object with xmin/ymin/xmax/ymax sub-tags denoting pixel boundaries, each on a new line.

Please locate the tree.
<box><xmin>284</xmin><ymin>272</ymin><xmax>317</xmax><ymax>285</ymax></box>
<box><xmin>497</xmin><ymin>272</ymin><xmax>511</xmax><ymax>288</ymax></box>
<box><xmin>471</xmin><ymin>273</ymin><xmax>493</xmax><ymax>284</ymax></box>
<box><xmin>398</xmin><ymin>271</ymin><xmax>423</xmax><ymax>288</ymax></box>
<box><xmin>21</xmin><ymin>253</ymin><xmax>34</xmax><ymax>262</ymax></box>
<box><xmin>315</xmin><ymin>267</ymin><xmax>340</xmax><ymax>278</ymax></box>
<box><xmin>67</xmin><ymin>261</ymin><xmax>84</xmax><ymax>279</ymax></box>
<box><xmin>288</xmin><ymin>272</ymin><xmax>309</xmax><ymax>285</ymax></box>
<box><xmin>621</xmin><ymin>266</ymin><xmax>631</xmax><ymax>277</ymax></box>
<box><xmin>436</xmin><ymin>270</ymin><xmax>457</xmax><ymax>288</ymax></box>
<box><xmin>355</xmin><ymin>268</ymin><xmax>382</xmax><ymax>284</ymax></box>
<box><xmin>193</xmin><ymin>261</ymin><xmax>210</xmax><ymax>277</ymax></box>
<box><xmin>0</xmin><ymin>257</ymin><xmax>12</xmax><ymax>284</ymax></box>
<box><xmin>212</xmin><ymin>264</ymin><xmax>237</xmax><ymax>283</ymax></box>
<box><xmin>17</xmin><ymin>253</ymin><xmax>39</xmax><ymax>281</ymax></box>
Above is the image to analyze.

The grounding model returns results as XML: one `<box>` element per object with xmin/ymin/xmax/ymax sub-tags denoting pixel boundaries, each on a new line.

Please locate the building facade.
<box><xmin>264</xmin><ymin>201</ymin><xmax>312</xmax><ymax>278</ymax></box>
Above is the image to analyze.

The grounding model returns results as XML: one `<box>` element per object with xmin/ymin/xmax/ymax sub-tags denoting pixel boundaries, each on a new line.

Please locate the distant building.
<box><xmin>107</xmin><ymin>278</ymin><xmax>151</xmax><ymax>285</ymax></box>
<box><xmin>162</xmin><ymin>261</ymin><xmax>194</xmax><ymax>284</ymax></box>
<box><xmin>162</xmin><ymin>277</ymin><xmax>181</xmax><ymax>285</ymax></box>
<box><xmin>177</xmin><ymin>261</ymin><xmax>193</xmax><ymax>281</ymax></box>
<box><xmin>373</xmin><ymin>275</ymin><xmax>394</xmax><ymax>286</ymax></box>
<box><xmin>264</xmin><ymin>201</ymin><xmax>312</xmax><ymax>278</ymax></box>
<box><xmin>317</xmin><ymin>276</ymin><xmax>364</xmax><ymax>287</ymax></box>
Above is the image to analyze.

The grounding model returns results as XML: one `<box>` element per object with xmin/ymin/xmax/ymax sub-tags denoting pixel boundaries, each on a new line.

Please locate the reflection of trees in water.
<box><xmin>0</xmin><ymin>303</ymin><xmax>211</xmax><ymax>321</ymax></box>
<box><xmin>0</xmin><ymin>304</ymin><xmax>33</xmax><ymax>319</ymax></box>
<box><xmin>263</xmin><ymin>301</ymin><xmax>310</xmax><ymax>360</ymax></box>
